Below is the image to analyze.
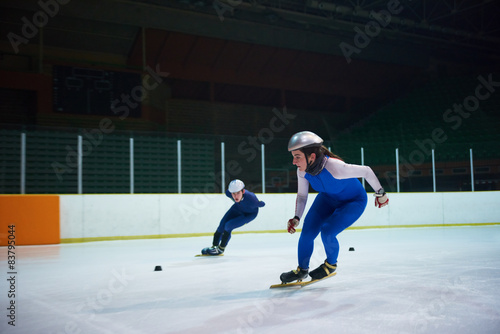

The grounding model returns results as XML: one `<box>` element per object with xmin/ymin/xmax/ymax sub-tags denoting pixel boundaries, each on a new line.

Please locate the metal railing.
<box><xmin>1</xmin><ymin>126</ymin><xmax>499</xmax><ymax>194</ymax></box>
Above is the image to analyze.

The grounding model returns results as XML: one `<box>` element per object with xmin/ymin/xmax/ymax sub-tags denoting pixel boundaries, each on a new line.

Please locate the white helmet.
<box><xmin>288</xmin><ymin>131</ymin><xmax>323</xmax><ymax>151</ymax></box>
<box><xmin>228</xmin><ymin>179</ymin><xmax>245</xmax><ymax>193</ymax></box>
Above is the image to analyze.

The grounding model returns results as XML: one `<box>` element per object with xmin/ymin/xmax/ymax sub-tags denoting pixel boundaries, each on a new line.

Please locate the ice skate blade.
<box><xmin>195</xmin><ymin>253</ymin><xmax>224</xmax><ymax>257</ymax></box>
<box><xmin>270</xmin><ymin>272</ymin><xmax>336</xmax><ymax>288</ymax></box>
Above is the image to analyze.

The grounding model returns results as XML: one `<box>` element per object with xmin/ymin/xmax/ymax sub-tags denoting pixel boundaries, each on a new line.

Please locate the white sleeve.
<box><xmin>295</xmin><ymin>169</ymin><xmax>309</xmax><ymax>219</ymax></box>
<box><xmin>325</xmin><ymin>158</ymin><xmax>383</xmax><ymax>192</ymax></box>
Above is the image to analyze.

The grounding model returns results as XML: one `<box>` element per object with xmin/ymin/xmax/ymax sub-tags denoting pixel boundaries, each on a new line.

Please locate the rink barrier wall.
<box><xmin>58</xmin><ymin>224</ymin><xmax>500</xmax><ymax>244</ymax></box>
<box><xmin>0</xmin><ymin>195</ymin><xmax>60</xmax><ymax>246</ymax></box>
<box><xmin>58</xmin><ymin>191</ymin><xmax>500</xmax><ymax>244</ymax></box>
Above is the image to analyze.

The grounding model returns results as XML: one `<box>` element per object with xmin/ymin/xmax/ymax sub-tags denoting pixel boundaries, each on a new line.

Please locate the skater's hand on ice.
<box><xmin>374</xmin><ymin>188</ymin><xmax>389</xmax><ymax>208</ymax></box>
<box><xmin>287</xmin><ymin>217</ymin><xmax>300</xmax><ymax>234</ymax></box>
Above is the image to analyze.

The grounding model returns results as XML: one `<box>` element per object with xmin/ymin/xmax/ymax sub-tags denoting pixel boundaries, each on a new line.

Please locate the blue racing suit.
<box><xmin>295</xmin><ymin>156</ymin><xmax>382</xmax><ymax>269</ymax></box>
<box><xmin>213</xmin><ymin>189</ymin><xmax>265</xmax><ymax>247</ymax></box>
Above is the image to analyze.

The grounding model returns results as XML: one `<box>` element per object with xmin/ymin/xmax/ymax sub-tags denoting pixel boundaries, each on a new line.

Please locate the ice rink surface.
<box><xmin>2</xmin><ymin>225</ymin><xmax>500</xmax><ymax>334</ymax></box>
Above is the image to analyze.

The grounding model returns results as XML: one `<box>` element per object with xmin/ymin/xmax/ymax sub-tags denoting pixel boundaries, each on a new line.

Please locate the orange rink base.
<box><xmin>0</xmin><ymin>195</ymin><xmax>60</xmax><ymax>246</ymax></box>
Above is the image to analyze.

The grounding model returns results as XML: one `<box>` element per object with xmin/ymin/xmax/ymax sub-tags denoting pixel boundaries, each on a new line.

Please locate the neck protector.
<box><xmin>305</xmin><ymin>154</ymin><xmax>327</xmax><ymax>176</ymax></box>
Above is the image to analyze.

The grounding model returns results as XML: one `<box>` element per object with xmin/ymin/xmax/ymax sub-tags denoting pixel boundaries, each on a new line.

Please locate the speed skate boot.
<box><xmin>309</xmin><ymin>260</ymin><xmax>337</xmax><ymax>280</ymax></box>
<box><xmin>280</xmin><ymin>267</ymin><xmax>309</xmax><ymax>283</ymax></box>
<box><xmin>207</xmin><ymin>245</ymin><xmax>224</xmax><ymax>256</ymax></box>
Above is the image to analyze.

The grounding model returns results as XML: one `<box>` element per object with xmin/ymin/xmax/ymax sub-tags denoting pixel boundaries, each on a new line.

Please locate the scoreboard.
<box><xmin>53</xmin><ymin>65</ymin><xmax>141</xmax><ymax>117</ymax></box>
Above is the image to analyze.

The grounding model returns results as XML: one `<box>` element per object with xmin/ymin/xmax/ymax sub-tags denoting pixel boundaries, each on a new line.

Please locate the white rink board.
<box><xmin>60</xmin><ymin>191</ymin><xmax>500</xmax><ymax>240</ymax></box>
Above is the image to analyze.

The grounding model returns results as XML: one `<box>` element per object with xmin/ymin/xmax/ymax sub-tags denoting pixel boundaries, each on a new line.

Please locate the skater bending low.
<box><xmin>202</xmin><ymin>179</ymin><xmax>265</xmax><ymax>256</ymax></box>
<box><xmin>280</xmin><ymin>131</ymin><xmax>388</xmax><ymax>284</ymax></box>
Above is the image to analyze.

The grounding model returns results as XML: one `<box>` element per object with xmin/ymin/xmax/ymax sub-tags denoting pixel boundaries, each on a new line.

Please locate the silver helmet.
<box><xmin>228</xmin><ymin>179</ymin><xmax>245</xmax><ymax>193</ymax></box>
<box><xmin>287</xmin><ymin>131</ymin><xmax>323</xmax><ymax>151</ymax></box>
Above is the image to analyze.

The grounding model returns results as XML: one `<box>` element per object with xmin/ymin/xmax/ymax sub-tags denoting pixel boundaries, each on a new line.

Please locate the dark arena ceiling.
<box><xmin>1</xmin><ymin>0</ymin><xmax>500</xmax><ymax>114</ymax></box>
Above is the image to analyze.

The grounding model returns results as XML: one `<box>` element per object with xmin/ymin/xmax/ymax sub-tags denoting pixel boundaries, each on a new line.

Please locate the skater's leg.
<box><xmin>219</xmin><ymin>231</ymin><xmax>231</xmax><ymax>251</ymax></box>
<box><xmin>212</xmin><ymin>231</ymin><xmax>222</xmax><ymax>247</ymax></box>
<box><xmin>214</xmin><ymin>208</ymin><xmax>240</xmax><ymax>242</ymax></box>
<box><xmin>219</xmin><ymin>212</ymin><xmax>257</xmax><ymax>249</ymax></box>
<box><xmin>298</xmin><ymin>194</ymin><xmax>335</xmax><ymax>269</ymax></box>
<box><xmin>205</xmin><ymin>207</ymin><xmax>240</xmax><ymax>254</ymax></box>
<box><xmin>224</xmin><ymin>212</ymin><xmax>257</xmax><ymax>232</ymax></box>
<box><xmin>320</xmin><ymin>197</ymin><xmax>367</xmax><ymax>265</ymax></box>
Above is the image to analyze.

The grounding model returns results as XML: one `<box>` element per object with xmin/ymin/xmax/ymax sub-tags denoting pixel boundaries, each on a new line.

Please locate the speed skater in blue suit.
<box><xmin>202</xmin><ymin>179</ymin><xmax>265</xmax><ymax>256</ymax></box>
<box><xmin>280</xmin><ymin>131</ymin><xmax>389</xmax><ymax>283</ymax></box>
